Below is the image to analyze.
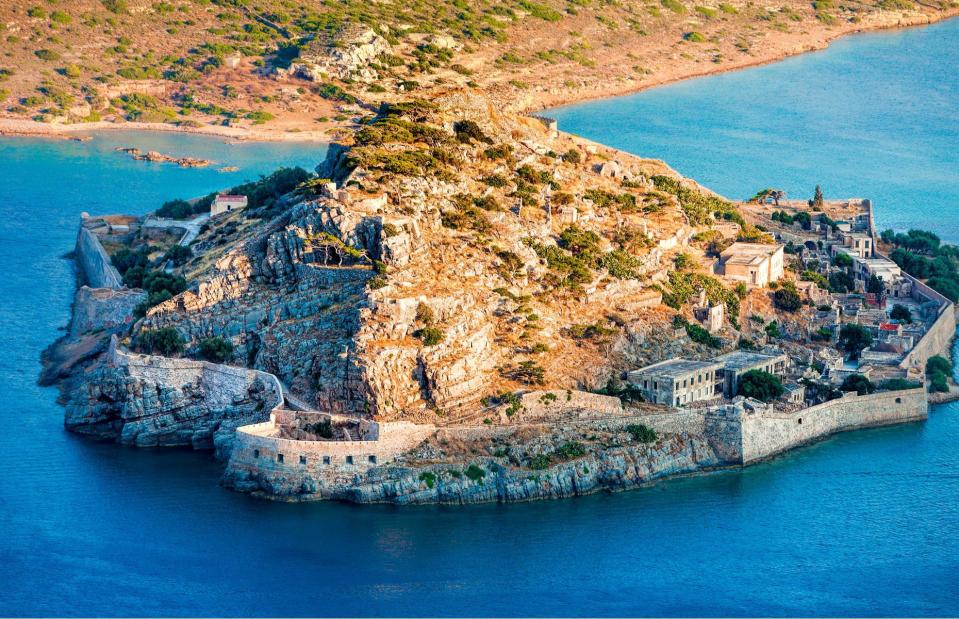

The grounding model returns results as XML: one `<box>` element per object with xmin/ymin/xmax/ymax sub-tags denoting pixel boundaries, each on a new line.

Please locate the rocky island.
<box><xmin>42</xmin><ymin>84</ymin><xmax>956</xmax><ymax>504</ymax></box>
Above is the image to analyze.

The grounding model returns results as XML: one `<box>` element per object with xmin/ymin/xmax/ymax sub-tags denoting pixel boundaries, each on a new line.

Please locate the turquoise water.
<box><xmin>3</xmin><ymin>23</ymin><xmax>959</xmax><ymax>613</ymax></box>
<box><xmin>550</xmin><ymin>18</ymin><xmax>959</xmax><ymax>242</ymax></box>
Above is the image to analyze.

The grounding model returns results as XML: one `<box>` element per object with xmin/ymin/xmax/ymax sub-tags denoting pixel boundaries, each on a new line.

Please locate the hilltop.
<box><xmin>1</xmin><ymin>0</ymin><xmax>956</xmax><ymax>138</ymax></box>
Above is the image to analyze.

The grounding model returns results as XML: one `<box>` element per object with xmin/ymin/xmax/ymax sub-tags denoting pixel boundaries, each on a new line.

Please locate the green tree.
<box><xmin>866</xmin><ymin>274</ymin><xmax>885</xmax><ymax>295</ymax></box>
<box><xmin>832</xmin><ymin>252</ymin><xmax>853</xmax><ymax>268</ymax></box>
<box><xmin>838</xmin><ymin>324</ymin><xmax>873</xmax><ymax>358</ymax></box>
<box><xmin>737</xmin><ymin>369</ymin><xmax>784</xmax><ymax>401</ymax></box>
<box><xmin>890</xmin><ymin>304</ymin><xmax>912</xmax><ymax>323</ymax></box>
<box><xmin>810</xmin><ymin>184</ymin><xmax>825</xmax><ymax>209</ymax></box>
<box><xmin>841</xmin><ymin>374</ymin><xmax>875</xmax><ymax>395</ymax></box>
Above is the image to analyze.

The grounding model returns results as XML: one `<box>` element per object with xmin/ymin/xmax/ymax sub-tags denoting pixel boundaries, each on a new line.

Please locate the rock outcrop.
<box><xmin>293</xmin><ymin>25</ymin><xmax>391</xmax><ymax>83</ymax></box>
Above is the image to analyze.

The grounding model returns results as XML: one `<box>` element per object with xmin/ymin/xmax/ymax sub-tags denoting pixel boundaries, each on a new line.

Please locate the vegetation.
<box><xmin>838</xmin><ymin>324</ymin><xmax>873</xmax><ymax>358</ymax></box>
<box><xmin>737</xmin><ymin>369</ymin><xmax>784</xmax><ymax>401</ymax></box>
<box><xmin>136</xmin><ymin>327</ymin><xmax>184</xmax><ymax>355</ymax></box>
<box><xmin>414</xmin><ymin>327</ymin><xmax>445</xmax><ymax>346</ymax></box>
<box><xmin>890</xmin><ymin>304</ymin><xmax>913</xmax><ymax>323</ymax></box>
<box><xmin>625</xmin><ymin>424</ymin><xmax>657</xmax><ymax>443</ymax></box>
<box><xmin>773</xmin><ymin>282</ymin><xmax>802</xmax><ymax>312</ymax></box>
<box><xmin>673</xmin><ymin>315</ymin><xmax>721</xmax><ymax>348</ymax></box>
<box><xmin>882</xmin><ymin>229</ymin><xmax>959</xmax><ymax>301</ymax></box>
<box><xmin>926</xmin><ymin>355</ymin><xmax>952</xmax><ymax>393</ymax></box>
<box><xmin>464</xmin><ymin>464</ymin><xmax>486</xmax><ymax>481</ymax></box>
<box><xmin>198</xmin><ymin>337</ymin><xmax>234</xmax><ymax>363</ymax></box>
<box><xmin>840</xmin><ymin>373</ymin><xmax>875</xmax><ymax>395</ymax></box>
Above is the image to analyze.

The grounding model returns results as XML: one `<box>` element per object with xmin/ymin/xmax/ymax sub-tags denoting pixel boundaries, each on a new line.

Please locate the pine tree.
<box><xmin>811</xmin><ymin>185</ymin><xmax>825</xmax><ymax>210</ymax></box>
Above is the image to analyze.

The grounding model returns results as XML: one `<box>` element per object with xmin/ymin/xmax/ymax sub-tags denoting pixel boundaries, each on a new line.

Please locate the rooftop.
<box><xmin>714</xmin><ymin>350</ymin><xmax>786</xmax><ymax>370</ymax></box>
<box><xmin>630</xmin><ymin>358</ymin><xmax>722</xmax><ymax>379</ymax></box>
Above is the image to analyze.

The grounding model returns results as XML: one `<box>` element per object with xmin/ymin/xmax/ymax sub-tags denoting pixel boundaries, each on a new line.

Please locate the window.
<box><xmin>322</xmin><ymin>456</ymin><xmax>330</xmax><ymax>465</ymax></box>
<box><xmin>346</xmin><ymin>455</ymin><xmax>354</xmax><ymax>465</ymax></box>
<box><xmin>368</xmin><ymin>455</ymin><xmax>377</xmax><ymax>464</ymax></box>
<box><xmin>277</xmin><ymin>453</ymin><xmax>284</xmax><ymax>463</ymax></box>
<box><xmin>895</xmin><ymin>397</ymin><xmax>902</xmax><ymax>404</ymax></box>
<box><xmin>299</xmin><ymin>455</ymin><xmax>307</xmax><ymax>465</ymax></box>
<box><xmin>675</xmin><ymin>397</ymin><xmax>680</xmax><ymax>406</ymax></box>
<box><xmin>253</xmin><ymin>449</ymin><xmax>259</xmax><ymax>459</ymax></box>
<box><xmin>798</xmin><ymin>418</ymin><xmax>803</xmax><ymax>425</ymax></box>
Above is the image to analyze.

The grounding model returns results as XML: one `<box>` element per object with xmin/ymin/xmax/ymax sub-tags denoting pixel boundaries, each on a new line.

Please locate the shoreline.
<box><xmin>2</xmin><ymin>12</ymin><xmax>957</xmax><ymax>145</ymax></box>
<box><xmin>0</xmin><ymin>117</ymin><xmax>333</xmax><ymax>144</ymax></box>
<box><xmin>528</xmin><ymin>10</ymin><xmax>959</xmax><ymax>114</ymax></box>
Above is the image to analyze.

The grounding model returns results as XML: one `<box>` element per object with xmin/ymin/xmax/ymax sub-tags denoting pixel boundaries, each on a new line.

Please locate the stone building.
<box><xmin>714</xmin><ymin>350</ymin><xmax>789</xmax><ymax>397</ymax></box>
<box><xmin>211</xmin><ymin>194</ymin><xmax>248</xmax><ymax>217</ymax></box>
<box><xmin>718</xmin><ymin>242</ymin><xmax>784</xmax><ymax>287</ymax></box>
<box><xmin>627</xmin><ymin>359</ymin><xmax>723</xmax><ymax>407</ymax></box>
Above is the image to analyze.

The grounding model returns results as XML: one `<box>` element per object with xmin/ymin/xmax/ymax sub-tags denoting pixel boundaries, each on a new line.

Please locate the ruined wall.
<box><xmin>75</xmin><ymin>227</ymin><xmax>123</xmax><ymax>289</ymax></box>
<box><xmin>740</xmin><ymin>388</ymin><xmax>927</xmax><ymax>463</ymax></box>
<box><xmin>518</xmin><ymin>390</ymin><xmax>624</xmax><ymax>419</ymax></box>
<box><xmin>69</xmin><ymin>286</ymin><xmax>145</xmax><ymax>337</ymax></box>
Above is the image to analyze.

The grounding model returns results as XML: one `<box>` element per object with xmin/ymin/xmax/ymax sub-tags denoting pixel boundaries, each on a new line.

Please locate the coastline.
<box><xmin>524</xmin><ymin>10</ymin><xmax>959</xmax><ymax>114</ymax></box>
<box><xmin>2</xmin><ymin>12</ymin><xmax>957</xmax><ymax>144</ymax></box>
<box><xmin>0</xmin><ymin>117</ymin><xmax>333</xmax><ymax>143</ymax></box>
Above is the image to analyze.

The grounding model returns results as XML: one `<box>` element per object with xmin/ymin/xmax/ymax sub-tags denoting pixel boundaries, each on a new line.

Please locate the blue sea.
<box><xmin>2</xmin><ymin>21</ymin><xmax>959</xmax><ymax>616</ymax></box>
<box><xmin>551</xmin><ymin>18</ymin><xmax>959</xmax><ymax>243</ymax></box>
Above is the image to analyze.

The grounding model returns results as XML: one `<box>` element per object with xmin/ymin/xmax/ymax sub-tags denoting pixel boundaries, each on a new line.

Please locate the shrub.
<box><xmin>156</xmin><ymin>199</ymin><xmax>194</xmax><ymax>219</ymax></box>
<box><xmin>529</xmin><ymin>454</ymin><xmax>551</xmax><ymax>470</ymax></box>
<box><xmin>464</xmin><ymin>464</ymin><xmax>486</xmax><ymax>481</ymax></box>
<box><xmin>773</xmin><ymin>282</ymin><xmax>802</xmax><ymax>312</ymax></box>
<box><xmin>737</xmin><ymin>369</ymin><xmax>784</xmax><ymax>402</ymax></box>
<box><xmin>198</xmin><ymin>336</ymin><xmax>233</xmax><ymax>363</ymax></box>
<box><xmin>415</xmin><ymin>302</ymin><xmax>434</xmax><ymax>325</ymax></box>
<box><xmin>453</xmin><ymin>119</ymin><xmax>491</xmax><ymax>144</ymax></box>
<box><xmin>561</xmin><ymin>149</ymin><xmax>581</xmax><ymax>164</ymax></box>
<box><xmin>625</xmin><ymin>424</ymin><xmax>657</xmax><ymax>443</ymax></box>
<box><xmin>419</xmin><ymin>471</ymin><xmax>436</xmax><ymax>489</ymax></box>
<box><xmin>34</xmin><ymin>49</ymin><xmax>61</xmax><ymax>62</ymax></box>
<box><xmin>137</xmin><ymin>328</ymin><xmax>184</xmax><ymax>355</ymax></box>
<box><xmin>164</xmin><ymin>244</ymin><xmax>192</xmax><ymax>267</ymax></box>
<box><xmin>50</xmin><ymin>10</ymin><xmax>71</xmax><ymax>24</ymax></box>
<box><xmin>878</xmin><ymin>378</ymin><xmax>921</xmax><ymax>392</ymax></box>
<box><xmin>553</xmin><ymin>441</ymin><xmax>586</xmax><ymax>460</ymax></box>
<box><xmin>414</xmin><ymin>327</ymin><xmax>444</xmax><ymax>346</ymax></box>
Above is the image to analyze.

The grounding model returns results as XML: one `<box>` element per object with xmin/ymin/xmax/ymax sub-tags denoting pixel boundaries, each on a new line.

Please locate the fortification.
<box><xmin>75</xmin><ymin>226</ymin><xmax>123</xmax><ymax>289</ymax></box>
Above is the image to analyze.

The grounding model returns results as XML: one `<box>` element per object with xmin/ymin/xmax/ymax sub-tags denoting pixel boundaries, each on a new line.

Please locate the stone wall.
<box><xmin>898</xmin><ymin>272</ymin><xmax>956</xmax><ymax>371</ymax></box>
<box><xmin>223</xmin><ymin>417</ymin><xmax>436</xmax><ymax>496</ymax></box>
<box><xmin>75</xmin><ymin>226</ymin><xmax>123</xmax><ymax>289</ymax></box>
<box><xmin>517</xmin><ymin>389</ymin><xmax>624</xmax><ymax>420</ymax></box>
<box><xmin>69</xmin><ymin>286</ymin><xmax>145</xmax><ymax>337</ymax></box>
<box><xmin>739</xmin><ymin>388</ymin><xmax>927</xmax><ymax>463</ymax></box>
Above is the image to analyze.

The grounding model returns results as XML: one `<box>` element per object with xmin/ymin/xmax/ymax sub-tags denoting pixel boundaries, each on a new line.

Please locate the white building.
<box><xmin>718</xmin><ymin>243</ymin><xmax>785</xmax><ymax>287</ymax></box>
<box><xmin>211</xmin><ymin>194</ymin><xmax>248</xmax><ymax>217</ymax></box>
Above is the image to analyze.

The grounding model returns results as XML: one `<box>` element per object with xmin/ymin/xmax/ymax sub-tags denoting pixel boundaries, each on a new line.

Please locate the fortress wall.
<box><xmin>518</xmin><ymin>390</ymin><xmax>623</xmax><ymax>419</ymax></box>
<box><xmin>899</xmin><ymin>274</ymin><xmax>956</xmax><ymax>370</ymax></box>
<box><xmin>225</xmin><ymin>420</ymin><xmax>435</xmax><ymax>490</ymax></box>
<box><xmin>740</xmin><ymin>388</ymin><xmax>927</xmax><ymax>463</ymax></box>
<box><xmin>75</xmin><ymin>227</ymin><xmax>123</xmax><ymax>289</ymax></box>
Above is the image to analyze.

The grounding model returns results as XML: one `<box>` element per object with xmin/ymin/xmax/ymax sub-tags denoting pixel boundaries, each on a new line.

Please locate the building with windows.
<box><xmin>627</xmin><ymin>359</ymin><xmax>722</xmax><ymax>407</ymax></box>
<box><xmin>718</xmin><ymin>243</ymin><xmax>785</xmax><ymax>287</ymax></box>
<box><xmin>714</xmin><ymin>350</ymin><xmax>789</xmax><ymax>397</ymax></box>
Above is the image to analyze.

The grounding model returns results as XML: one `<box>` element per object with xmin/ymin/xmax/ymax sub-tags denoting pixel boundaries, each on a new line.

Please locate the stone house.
<box><xmin>714</xmin><ymin>350</ymin><xmax>789</xmax><ymax>398</ymax></box>
<box><xmin>718</xmin><ymin>243</ymin><xmax>785</xmax><ymax>287</ymax></box>
<box><xmin>627</xmin><ymin>359</ymin><xmax>723</xmax><ymax>407</ymax></box>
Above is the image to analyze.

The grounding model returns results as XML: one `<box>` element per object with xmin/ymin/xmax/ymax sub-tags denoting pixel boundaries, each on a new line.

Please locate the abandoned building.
<box><xmin>718</xmin><ymin>242</ymin><xmax>785</xmax><ymax>287</ymax></box>
<box><xmin>627</xmin><ymin>359</ymin><xmax>723</xmax><ymax>407</ymax></box>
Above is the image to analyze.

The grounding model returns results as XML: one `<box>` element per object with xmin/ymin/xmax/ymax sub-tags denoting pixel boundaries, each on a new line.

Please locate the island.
<box><xmin>41</xmin><ymin>90</ymin><xmax>957</xmax><ymax>504</ymax></box>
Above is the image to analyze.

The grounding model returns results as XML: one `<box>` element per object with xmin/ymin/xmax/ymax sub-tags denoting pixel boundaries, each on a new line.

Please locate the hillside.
<box><xmin>1</xmin><ymin>0</ymin><xmax>956</xmax><ymax>137</ymax></box>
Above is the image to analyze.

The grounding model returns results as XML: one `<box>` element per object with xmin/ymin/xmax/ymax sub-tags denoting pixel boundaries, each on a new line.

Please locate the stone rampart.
<box><xmin>739</xmin><ymin>388</ymin><xmax>927</xmax><ymax>463</ymax></box>
<box><xmin>518</xmin><ymin>389</ymin><xmax>624</xmax><ymax>419</ymax></box>
<box><xmin>69</xmin><ymin>286</ymin><xmax>146</xmax><ymax>337</ymax></box>
<box><xmin>75</xmin><ymin>226</ymin><xmax>123</xmax><ymax>289</ymax></box>
<box><xmin>898</xmin><ymin>273</ymin><xmax>956</xmax><ymax>370</ymax></box>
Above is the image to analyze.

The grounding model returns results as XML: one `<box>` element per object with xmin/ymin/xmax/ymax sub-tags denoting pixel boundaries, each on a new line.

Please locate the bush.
<box><xmin>926</xmin><ymin>355</ymin><xmax>952</xmax><ymax>392</ymax></box>
<box><xmin>625</xmin><ymin>424</ymin><xmax>656</xmax><ymax>443</ymax></box>
<box><xmin>737</xmin><ymin>369</ymin><xmax>784</xmax><ymax>402</ymax></box>
<box><xmin>773</xmin><ymin>282</ymin><xmax>802</xmax><ymax>312</ymax></box>
<box><xmin>198</xmin><ymin>336</ymin><xmax>233</xmax><ymax>363</ymax></box>
<box><xmin>164</xmin><ymin>245</ymin><xmax>192</xmax><ymax>267</ymax></box>
<box><xmin>878</xmin><ymin>378</ymin><xmax>921</xmax><ymax>392</ymax></box>
<box><xmin>553</xmin><ymin>441</ymin><xmax>586</xmax><ymax>460</ymax></box>
<box><xmin>529</xmin><ymin>454</ymin><xmax>551</xmax><ymax>470</ymax></box>
<box><xmin>453</xmin><ymin>119</ymin><xmax>491</xmax><ymax>144</ymax></box>
<box><xmin>414</xmin><ymin>327</ymin><xmax>444</xmax><ymax>346</ymax></box>
<box><xmin>419</xmin><ymin>471</ymin><xmax>436</xmax><ymax>488</ymax></box>
<box><xmin>137</xmin><ymin>328</ymin><xmax>184</xmax><ymax>355</ymax></box>
<box><xmin>561</xmin><ymin>149</ymin><xmax>581</xmax><ymax>164</ymax></box>
<box><xmin>464</xmin><ymin>464</ymin><xmax>486</xmax><ymax>481</ymax></box>
<box><xmin>34</xmin><ymin>49</ymin><xmax>61</xmax><ymax>62</ymax></box>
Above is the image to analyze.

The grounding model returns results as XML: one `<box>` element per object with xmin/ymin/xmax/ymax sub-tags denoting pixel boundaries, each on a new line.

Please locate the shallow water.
<box><xmin>550</xmin><ymin>18</ymin><xmax>959</xmax><ymax>242</ymax></box>
<box><xmin>3</xmin><ymin>26</ymin><xmax>959</xmax><ymax>613</ymax></box>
